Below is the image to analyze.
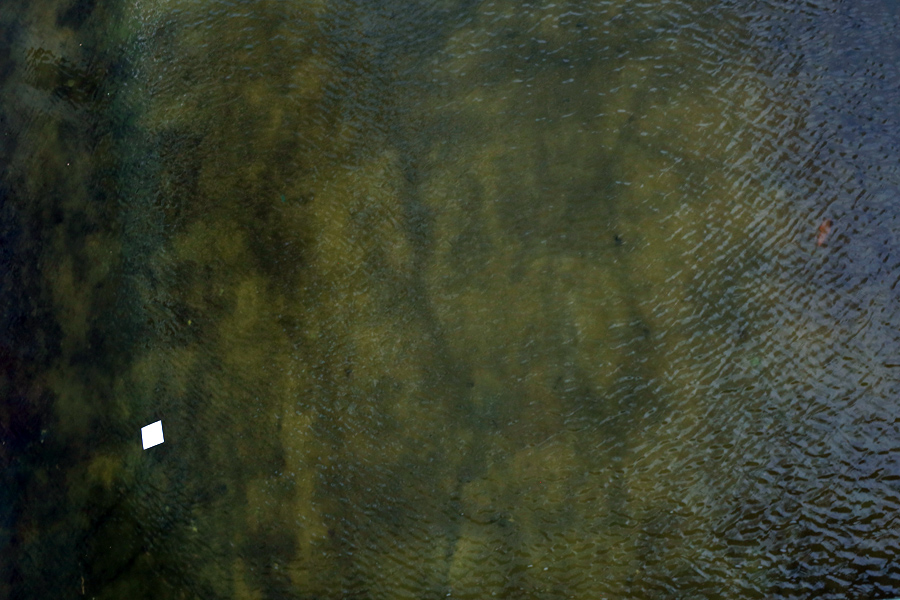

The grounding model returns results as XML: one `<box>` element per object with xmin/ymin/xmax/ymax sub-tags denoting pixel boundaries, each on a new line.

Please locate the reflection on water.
<box><xmin>2</xmin><ymin>0</ymin><xmax>900</xmax><ymax>598</ymax></box>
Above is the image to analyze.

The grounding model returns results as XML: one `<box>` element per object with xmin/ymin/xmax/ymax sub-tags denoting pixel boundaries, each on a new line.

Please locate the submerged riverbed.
<box><xmin>2</xmin><ymin>0</ymin><xmax>900</xmax><ymax>598</ymax></box>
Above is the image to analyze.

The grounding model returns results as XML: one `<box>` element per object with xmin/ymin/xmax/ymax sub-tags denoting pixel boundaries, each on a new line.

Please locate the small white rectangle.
<box><xmin>141</xmin><ymin>420</ymin><xmax>164</xmax><ymax>449</ymax></box>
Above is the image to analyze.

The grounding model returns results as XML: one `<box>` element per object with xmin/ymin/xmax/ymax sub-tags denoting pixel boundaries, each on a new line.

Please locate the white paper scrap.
<box><xmin>141</xmin><ymin>420</ymin><xmax>164</xmax><ymax>450</ymax></box>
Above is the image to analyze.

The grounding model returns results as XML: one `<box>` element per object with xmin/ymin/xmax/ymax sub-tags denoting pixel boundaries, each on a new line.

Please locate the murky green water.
<box><xmin>2</xmin><ymin>0</ymin><xmax>900</xmax><ymax>598</ymax></box>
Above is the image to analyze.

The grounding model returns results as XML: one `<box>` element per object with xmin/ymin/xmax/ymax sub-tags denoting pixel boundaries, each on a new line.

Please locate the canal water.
<box><xmin>1</xmin><ymin>0</ymin><xmax>899</xmax><ymax>598</ymax></box>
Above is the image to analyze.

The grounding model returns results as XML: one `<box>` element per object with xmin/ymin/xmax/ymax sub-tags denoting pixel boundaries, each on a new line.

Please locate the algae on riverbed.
<box><xmin>3</xmin><ymin>0</ymin><xmax>900</xmax><ymax>599</ymax></box>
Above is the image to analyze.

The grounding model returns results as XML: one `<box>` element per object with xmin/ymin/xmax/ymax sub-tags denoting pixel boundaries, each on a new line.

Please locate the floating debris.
<box><xmin>141</xmin><ymin>420</ymin><xmax>164</xmax><ymax>450</ymax></box>
<box><xmin>816</xmin><ymin>218</ymin><xmax>833</xmax><ymax>247</ymax></box>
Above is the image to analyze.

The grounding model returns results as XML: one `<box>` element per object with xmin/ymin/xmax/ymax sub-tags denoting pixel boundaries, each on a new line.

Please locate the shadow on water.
<box><xmin>3</xmin><ymin>0</ymin><xmax>900</xmax><ymax>599</ymax></box>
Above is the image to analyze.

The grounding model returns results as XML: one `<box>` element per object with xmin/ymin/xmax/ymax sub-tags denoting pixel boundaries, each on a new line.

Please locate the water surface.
<box><xmin>2</xmin><ymin>0</ymin><xmax>900</xmax><ymax>599</ymax></box>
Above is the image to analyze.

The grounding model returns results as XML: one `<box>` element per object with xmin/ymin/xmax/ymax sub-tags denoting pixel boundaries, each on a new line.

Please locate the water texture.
<box><xmin>1</xmin><ymin>0</ymin><xmax>899</xmax><ymax>598</ymax></box>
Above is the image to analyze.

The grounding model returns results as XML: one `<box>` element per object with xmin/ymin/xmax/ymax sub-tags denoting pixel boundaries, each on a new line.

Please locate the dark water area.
<box><xmin>1</xmin><ymin>0</ymin><xmax>900</xmax><ymax>599</ymax></box>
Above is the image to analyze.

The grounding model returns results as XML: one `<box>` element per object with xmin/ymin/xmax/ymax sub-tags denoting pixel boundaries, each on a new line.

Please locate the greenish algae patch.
<box><xmin>0</xmin><ymin>0</ymin><xmax>837</xmax><ymax>598</ymax></box>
